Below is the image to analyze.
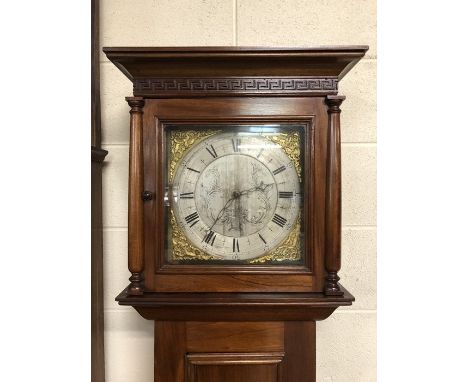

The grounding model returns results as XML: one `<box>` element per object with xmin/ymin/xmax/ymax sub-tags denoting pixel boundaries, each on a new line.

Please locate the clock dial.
<box><xmin>171</xmin><ymin>131</ymin><xmax>301</xmax><ymax>261</ymax></box>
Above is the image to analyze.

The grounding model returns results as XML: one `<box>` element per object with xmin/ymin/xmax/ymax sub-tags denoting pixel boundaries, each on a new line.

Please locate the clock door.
<box><xmin>142</xmin><ymin>97</ymin><xmax>328</xmax><ymax>293</ymax></box>
<box><xmin>167</xmin><ymin>125</ymin><xmax>303</xmax><ymax>265</ymax></box>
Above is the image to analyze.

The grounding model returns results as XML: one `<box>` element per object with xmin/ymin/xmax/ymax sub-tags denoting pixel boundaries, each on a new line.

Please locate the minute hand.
<box><xmin>209</xmin><ymin>196</ymin><xmax>237</xmax><ymax>231</ymax></box>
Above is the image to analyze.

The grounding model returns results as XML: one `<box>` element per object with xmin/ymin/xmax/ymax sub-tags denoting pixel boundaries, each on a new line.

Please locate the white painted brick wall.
<box><xmin>101</xmin><ymin>1</ymin><xmax>376</xmax><ymax>380</ymax></box>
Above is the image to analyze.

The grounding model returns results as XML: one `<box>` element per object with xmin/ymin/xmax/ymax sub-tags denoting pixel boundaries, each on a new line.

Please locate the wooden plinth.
<box><xmin>116</xmin><ymin>285</ymin><xmax>353</xmax><ymax>382</ymax></box>
<box><xmin>154</xmin><ymin>321</ymin><xmax>315</xmax><ymax>382</ymax></box>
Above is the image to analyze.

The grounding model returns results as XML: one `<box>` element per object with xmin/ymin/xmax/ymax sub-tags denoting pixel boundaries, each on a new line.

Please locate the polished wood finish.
<box><xmin>105</xmin><ymin>46</ymin><xmax>368</xmax><ymax>381</ymax></box>
<box><xmin>154</xmin><ymin>322</ymin><xmax>186</xmax><ymax>381</ymax></box>
<box><xmin>126</xmin><ymin>96</ymin><xmax>145</xmax><ymax>295</ymax></box>
<box><xmin>281</xmin><ymin>322</ymin><xmax>316</xmax><ymax>382</ymax></box>
<box><xmin>116</xmin><ymin>286</ymin><xmax>354</xmax><ymax>322</ymax></box>
<box><xmin>324</xmin><ymin>95</ymin><xmax>346</xmax><ymax>295</ymax></box>
<box><xmin>91</xmin><ymin>0</ymin><xmax>106</xmax><ymax>380</ymax></box>
<box><xmin>186</xmin><ymin>322</ymin><xmax>284</xmax><ymax>352</ymax></box>
<box><xmin>152</xmin><ymin>320</ymin><xmax>318</xmax><ymax>382</ymax></box>
<box><xmin>186</xmin><ymin>353</ymin><xmax>283</xmax><ymax>382</ymax></box>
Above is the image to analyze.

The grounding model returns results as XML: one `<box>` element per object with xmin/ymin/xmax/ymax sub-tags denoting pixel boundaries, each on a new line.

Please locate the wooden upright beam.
<box><xmin>126</xmin><ymin>96</ymin><xmax>145</xmax><ymax>295</ymax></box>
<box><xmin>324</xmin><ymin>95</ymin><xmax>345</xmax><ymax>296</ymax></box>
<box><xmin>91</xmin><ymin>0</ymin><xmax>106</xmax><ymax>380</ymax></box>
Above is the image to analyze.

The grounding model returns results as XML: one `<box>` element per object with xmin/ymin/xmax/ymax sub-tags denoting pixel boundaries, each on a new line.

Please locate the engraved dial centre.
<box><xmin>195</xmin><ymin>154</ymin><xmax>278</xmax><ymax>237</ymax></box>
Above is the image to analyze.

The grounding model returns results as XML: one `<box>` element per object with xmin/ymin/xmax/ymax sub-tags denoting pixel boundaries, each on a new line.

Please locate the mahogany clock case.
<box><xmin>105</xmin><ymin>46</ymin><xmax>368</xmax><ymax>382</ymax></box>
<box><xmin>103</xmin><ymin>46</ymin><xmax>369</xmax><ymax>295</ymax></box>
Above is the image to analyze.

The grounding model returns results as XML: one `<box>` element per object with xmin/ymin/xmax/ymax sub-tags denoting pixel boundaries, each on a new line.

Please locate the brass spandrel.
<box><xmin>264</xmin><ymin>131</ymin><xmax>302</xmax><ymax>182</ymax></box>
<box><xmin>249</xmin><ymin>216</ymin><xmax>302</xmax><ymax>264</ymax></box>
<box><xmin>168</xmin><ymin>129</ymin><xmax>220</xmax><ymax>183</ymax></box>
<box><xmin>169</xmin><ymin>210</ymin><xmax>222</xmax><ymax>261</ymax></box>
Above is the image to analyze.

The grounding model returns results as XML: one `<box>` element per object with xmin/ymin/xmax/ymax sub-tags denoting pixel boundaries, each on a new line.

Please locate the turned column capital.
<box><xmin>126</xmin><ymin>96</ymin><xmax>145</xmax><ymax>112</ymax></box>
<box><xmin>325</xmin><ymin>95</ymin><xmax>346</xmax><ymax>113</ymax></box>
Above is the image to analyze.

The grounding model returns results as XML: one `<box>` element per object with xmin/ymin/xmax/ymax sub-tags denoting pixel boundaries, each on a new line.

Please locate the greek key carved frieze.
<box><xmin>133</xmin><ymin>77</ymin><xmax>338</xmax><ymax>96</ymax></box>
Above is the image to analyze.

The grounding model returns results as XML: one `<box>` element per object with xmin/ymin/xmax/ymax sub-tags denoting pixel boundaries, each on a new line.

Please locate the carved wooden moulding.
<box><xmin>133</xmin><ymin>77</ymin><xmax>338</xmax><ymax>97</ymax></box>
<box><xmin>104</xmin><ymin>46</ymin><xmax>367</xmax><ymax>98</ymax></box>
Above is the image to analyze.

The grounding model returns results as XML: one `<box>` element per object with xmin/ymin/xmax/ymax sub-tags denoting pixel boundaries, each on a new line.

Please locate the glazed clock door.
<box><xmin>142</xmin><ymin>97</ymin><xmax>329</xmax><ymax>293</ymax></box>
<box><xmin>168</xmin><ymin>126</ymin><xmax>303</xmax><ymax>264</ymax></box>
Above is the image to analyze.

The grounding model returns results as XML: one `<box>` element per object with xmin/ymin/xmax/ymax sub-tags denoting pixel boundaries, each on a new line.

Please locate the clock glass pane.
<box><xmin>164</xmin><ymin>124</ymin><xmax>306</xmax><ymax>265</ymax></box>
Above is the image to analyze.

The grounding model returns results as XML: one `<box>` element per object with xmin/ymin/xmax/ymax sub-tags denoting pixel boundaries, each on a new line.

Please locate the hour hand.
<box><xmin>239</xmin><ymin>182</ymin><xmax>274</xmax><ymax>196</ymax></box>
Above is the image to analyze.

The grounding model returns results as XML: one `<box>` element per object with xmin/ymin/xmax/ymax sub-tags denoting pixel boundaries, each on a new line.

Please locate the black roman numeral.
<box><xmin>180</xmin><ymin>192</ymin><xmax>194</xmax><ymax>199</ymax></box>
<box><xmin>232</xmin><ymin>138</ymin><xmax>241</xmax><ymax>153</ymax></box>
<box><xmin>184</xmin><ymin>212</ymin><xmax>199</xmax><ymax>227</ymax></box>
<box><xmin>203</xmin><ymin>230</ymin><xmax>216</xmax><ymax>246</ymax></box>
<box><xmin>273</xmin><ymin>165</ymin><xmax>286</xmax><ymax>175</ymax></box>
<box><xmin>232</xmin><ymin>238</ymin><xmax>240</xmax><ymax>252</ymax></box>
<box><xmin>272</xmin><ymin>213</ymin><xmax>287</xmax><ymax>227</ymax></box>
<box><xmin>187</xmin><ymin>167</ymin><xmax>200</xmax><ymax>173</ymax></box>
<box><xmin>279</xmin><ymin>191</ymin><xmax>293</xmax><ymax>199</ymax></box>
<box><xmin>258</xmin><ymin>233</ymin><xmax>267</xmax><ymax>245</ymax></box>
<box><xmin>205</xmin><ymin>145</ymin><xmax>218</xmax><ymax>158</ymax></box>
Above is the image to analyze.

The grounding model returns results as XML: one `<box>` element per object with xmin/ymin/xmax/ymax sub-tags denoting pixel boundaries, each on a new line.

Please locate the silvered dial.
<box><xmin>172</xmin><ymin>132</ymin><xmax>301</xmax><ymax>261</ymax></box>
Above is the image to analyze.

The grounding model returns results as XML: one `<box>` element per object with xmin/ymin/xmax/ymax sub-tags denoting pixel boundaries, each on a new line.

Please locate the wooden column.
<box><xmin>324</xmin><ymin>95</ymin><xmax>345</xmax><ymax>296</ymax></box>
<box><xmin>126</xmin><ymin>96</ymin><xmax>145</xmax><ymax>295</ymax></box>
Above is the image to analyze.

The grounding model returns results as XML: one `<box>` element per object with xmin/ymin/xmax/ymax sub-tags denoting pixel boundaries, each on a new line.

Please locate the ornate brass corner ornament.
<box><xmin>170</xmin><ymin>210</ymin><xmax>221</xmax><ymax>261</ymax></box>
<box><xmin>249</xmin><ymin>216</ymin><xmax>302</xmax><ymax>264</ymax></box>
<box><xmin>263</xmin><ymin>131</ymin><xmax>302</xmax><ymax>182</ymax></box>
<box><xmin>168</xmin><ymin>129</ymin><xmax>220</xmax><ymax>182</ymax></box>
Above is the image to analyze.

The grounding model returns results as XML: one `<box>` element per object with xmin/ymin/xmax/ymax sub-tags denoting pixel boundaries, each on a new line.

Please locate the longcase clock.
<box><xmin>104</xmin><ymin>46</ymin><xmax>368</xmax><ymax>382</ymax></box>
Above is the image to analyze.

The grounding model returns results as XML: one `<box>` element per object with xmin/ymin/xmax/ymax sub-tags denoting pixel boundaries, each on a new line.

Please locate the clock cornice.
<box><xmin>103</xmin><ymin>46</ymin><xmax>368</xmax><ymax>98</ymax></box>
